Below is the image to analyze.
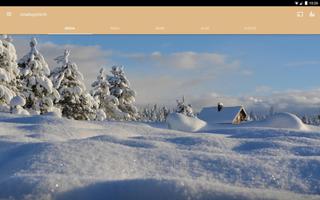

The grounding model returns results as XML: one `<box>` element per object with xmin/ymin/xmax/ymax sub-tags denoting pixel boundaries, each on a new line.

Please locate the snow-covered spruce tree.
<box><xmin>0</xmin><ymin>35</ymin><xmax>21</xmax><ymax>112</ymax></box>
<box><xmin>51</xmin><ymin>49</ymin><xmax>98</xmax><ymax>120</ymax></box>
<box><xmin>175</xmin><ymin>96</ymin><xmax>194</xmax><ymax>117</ymax></box>
<box><xmin>139</xmin><ymin>106</ymin><xmax>150</xmax><ymax>122</ymax></box>
<box><xmin>18</xmin><ymin>37</ymin><xmax>60</xmax><ymax>115</ymax></box>
<box><xmin>107</xmin><ymin>65</ymin><xmax>138</xmax><ymax>120</ymax></box>
<box><xmin>91</xmin><ymin>68</ymin><xmax>128</xmax><ymax>120</ymax></box>
<box><xmin>161</xmin><ymin>106</ymin><xmax>170</xmax><ymax>121</ymax></box>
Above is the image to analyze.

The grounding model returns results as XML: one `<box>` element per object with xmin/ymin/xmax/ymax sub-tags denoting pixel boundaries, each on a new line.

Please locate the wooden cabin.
<box><xmin>198</xmin><ymin>104</ymin><xmax>248</xmax><ymax>124</ymax></box>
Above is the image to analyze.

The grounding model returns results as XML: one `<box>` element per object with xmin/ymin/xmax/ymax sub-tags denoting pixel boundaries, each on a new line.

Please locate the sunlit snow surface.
<box><xmin>0</xmin><ymin>112</ymin><xmax>320</xmax><ymax>199</ymax></box>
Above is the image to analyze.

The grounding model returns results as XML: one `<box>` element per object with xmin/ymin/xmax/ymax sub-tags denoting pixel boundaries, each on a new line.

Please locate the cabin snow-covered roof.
<box><xmin>198</xmin><ymin>106</ymin><xmax>245</xmax><ymax>124</ymax></box>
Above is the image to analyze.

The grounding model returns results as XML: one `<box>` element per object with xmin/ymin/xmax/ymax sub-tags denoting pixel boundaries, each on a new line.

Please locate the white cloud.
<box><xmin>151</xmin><ymin>51</ymin><xmax>162</xmax><ymax>58</ymax></box>
<box><xmin>254</xmin><ymin>89</ymin><xmax>320</xmax><ymax>114</ymax></box>
<box><xmin>186</xmin><ymin>88</ymin><xmax>320</xmax><ymax>115</ymax></box>
<box><xmin>39</xmin><ymin>42</ymin><xmax>113</xmax><ymax>87</ymax></box>
<box><xmin>241</xmin><ymin>69</ymin><xmax>253</xmax><ymax>76</ymax></box>
<box><xmin>118</xmin><ymin>50</ymin><xmax>252</xmax><ymax>107</ymax></box>
<box><xmin>135</xmin><ymin>51</ymin><xmax>241</xmax><ymax>70</ymax></box>
<box><xmin>132</xmin><ymin>75</ymin><xmax>209</xmax><ymax>106</ymax></box>
<box><xmin>254</xmin><ymin>85</ymin><xmax>272</xmax><ymax>94</ymax></box>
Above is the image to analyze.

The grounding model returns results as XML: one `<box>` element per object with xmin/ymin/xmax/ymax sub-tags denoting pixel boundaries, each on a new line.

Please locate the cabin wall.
<box><xmin>233</xmin><ymin>110</ymin><xmax>247</xmax><ymax>124</ymax></box>
<box><xmin>239</xmin><ymin>110</ymin><xmax>247</xmax><ymax>121</ymax></box>
<box><xmin>233</xmin><ymin>115</ymin><xmax>241</xmax><ymax>124</ymax></box>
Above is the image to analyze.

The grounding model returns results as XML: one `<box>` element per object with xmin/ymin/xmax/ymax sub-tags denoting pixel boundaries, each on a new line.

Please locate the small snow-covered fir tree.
<box><xmin>138</xmin><ymin>104</ymin><xmax>170</xmax><ymax>122</ymax></box>
<box><xmin>301</xmin><ymin>115</ymin><xmax>307</xmax><ymax>124</ymax></box>
<box><xmin>161</xmin><ymin>106</ymin><xmax>170</xmax><ymax>121</ymax></box>
<box><xmin>0</xmin><ymin>35</ymin><xmax>21</xmax><ymax>112</ymax></box>
<box><xmin>138</xmin><ymin>105</ymin><xmax>154</xmax><ymax>122</ymax></box>
<box><xmin>175</xmin><ymin>96</ymin><xmax>194</xmax><ymax>117</ymax></box>
<box><xmin>139</xmin><ymin>107</ymin><xmax>149</xmax><ymax>121</ymax></box>
<box><xmin>51</xmin><ymin>49</ymin><xmax>98</xmax><ymax>120</ymax></box>
<box><xmin>91</xmin><ymin>68</ymin><xmax>128</xmax><ymax>120</ymax></box>
<box><xmin>269</xmin><ymin>106</ymin><xmax>275</xmax><ymax>116</ymax></box>
<box><xmin>18</xmin><ymin>38</ymin><xmax>60</xmax><ymax>114</ymax></box>
<box><xmin>249</xmin><ymin>111</ymin><xmax>258</xmax><ymax>121</ymax></box>
<box><xmin>151</xmin><ymin>104</ymin><xmax>158</xmax><ymax>121</ymax></box>
<box><xmin>107</xmin><ymin>65</ymin><xmax>138</xmax><ymax>120</ymax></box>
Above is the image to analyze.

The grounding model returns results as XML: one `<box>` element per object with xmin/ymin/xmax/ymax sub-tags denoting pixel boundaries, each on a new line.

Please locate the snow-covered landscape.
<box><xmin>1</xmin><ymin>112</ymin><xmax>320</xmax><ymax>200</ymax></box>
<box><xmin>1</xmin><ymin>34</ymin><xmax>320</xmax><ymax>199</ymax></box>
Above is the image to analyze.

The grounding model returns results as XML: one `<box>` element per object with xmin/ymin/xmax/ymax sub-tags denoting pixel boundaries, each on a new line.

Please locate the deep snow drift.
<box><xmin>166</xmin><ymin>113</ymin><xmax>206</xmax><ymax>132</ymax></box>
<box><xmin>244</xmin><ymin>112</ymin><xmax>309</xmax><ymax>131</ymax></box>
<box><xmin>0</xmin><ymin>112</ymin><xmax>320</xmax><ymax>199</ymax></box>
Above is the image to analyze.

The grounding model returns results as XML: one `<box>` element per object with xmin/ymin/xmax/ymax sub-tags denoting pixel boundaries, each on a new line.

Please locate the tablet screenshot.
<box><xmin>0</xmin><ymin>4</ymin><xmax>320</xmax><ymax>200</ymax></box>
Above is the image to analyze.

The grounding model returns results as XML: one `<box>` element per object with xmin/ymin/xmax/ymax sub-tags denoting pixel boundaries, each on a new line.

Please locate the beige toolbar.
<box><xmin>0</xmin><ymin>7</ymin><xmax>319</xmax><ymax>34</ymax></box>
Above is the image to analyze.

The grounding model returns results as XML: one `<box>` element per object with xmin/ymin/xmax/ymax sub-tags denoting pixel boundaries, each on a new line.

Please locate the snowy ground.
<box><xmin>0</xmin><ymin>113</ymin><xmax>320</xmax><ymax>199</ymax></box>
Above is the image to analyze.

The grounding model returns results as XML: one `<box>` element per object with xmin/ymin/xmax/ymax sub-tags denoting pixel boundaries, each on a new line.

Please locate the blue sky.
<box><xmin>12</xmin><ymin>35</ymin><xmax>320</xmax><ymax>113</ymax></box>
<box><xmin>31</xmin><ymin>34</ymin><xmax>320</xmax><ymax>92</ymax></box>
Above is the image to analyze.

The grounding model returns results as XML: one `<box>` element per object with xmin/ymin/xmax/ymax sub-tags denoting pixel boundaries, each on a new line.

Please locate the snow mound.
<box><xmin>56</xmin><ymin>178</ymin><xmax>313</xmax><ymax>200</ymax></box>
<box><xmin>10</xmin><ymin>96</ymin><xmax>26</xmax><ymax>107</ymax></box>
<box><xmin>43</xmin><ymin>110</ymin><xmax>62</xmax><ymax>118</ymax></box>
<box><xmin>248</xmin><ymin>112</ymin><xmax>308</xmax><ymax>131</ymax></box>
<box><xmin>0</xmin><ymin>113</ymin><xmax>65</xmax><ymax>125</ymax></box>
<box><xmin>166</xmin><ymin>113</ymin><xmax>206</xmax><ymax>132</ymax></box>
